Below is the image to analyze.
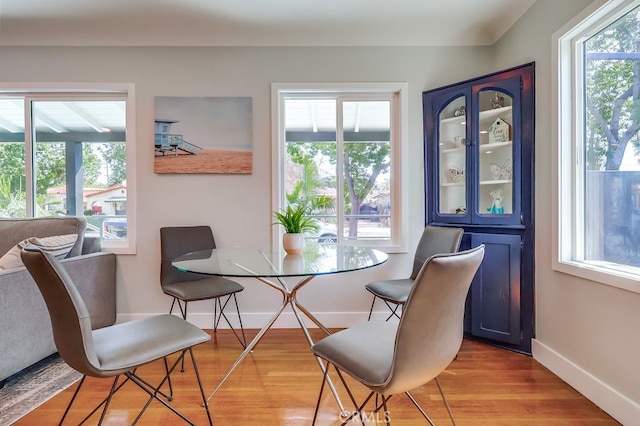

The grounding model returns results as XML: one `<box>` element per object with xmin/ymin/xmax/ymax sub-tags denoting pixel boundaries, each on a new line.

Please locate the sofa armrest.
<box><xmin>82</xmin><ymin>234</ymin><xmax>103</xmax><ymax>255</ymax></box>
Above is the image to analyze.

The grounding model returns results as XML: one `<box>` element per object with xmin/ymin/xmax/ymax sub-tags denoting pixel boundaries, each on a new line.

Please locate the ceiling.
<box><xmin>0</xmin><ymin>0</ymin><xmax>536</xmax><ymax>47</ymax></box>
<box><xmin>0</xmin><ymin>1</ymin><xmax>537</xmax><ymax>136</ymax></box>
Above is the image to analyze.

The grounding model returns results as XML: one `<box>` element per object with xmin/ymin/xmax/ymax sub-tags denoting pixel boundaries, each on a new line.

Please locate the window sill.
<box><xmin>553</xmin><ymin>259</ymin><xmax>640</xmax><ymax>295</ymax></box>
<box><xmin>101</xmin><ymin>240</ymin><xmax>135</xmax><ymax>255</ymax></box>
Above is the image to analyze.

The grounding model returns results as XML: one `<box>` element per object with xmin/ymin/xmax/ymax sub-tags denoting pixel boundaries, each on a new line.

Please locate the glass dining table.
<box><xmin>172</xmin><ymin>243</ymin><xmax>388</xmax><ymax>408</ymax></box>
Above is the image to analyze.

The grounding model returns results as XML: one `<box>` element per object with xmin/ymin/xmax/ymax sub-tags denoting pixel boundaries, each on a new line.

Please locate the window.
<box><xmin>555</xmin><ymin>0</ymin><xmax>640</xmax><ymax>292</ymax></box>
<box><xmin>0</xmin><ymin>86</ymin><xmax>136</xmax><ymax>253</ymax></box>
<box><xmin>272</xmin><ymin>83</ymin><xmax>408</xmax><ymax>252</ymax></box>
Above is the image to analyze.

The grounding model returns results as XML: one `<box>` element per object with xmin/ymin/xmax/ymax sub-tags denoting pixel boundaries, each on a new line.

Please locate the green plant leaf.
<box><xmin>273</xmin><ymin>205</ymin><xmax>319</xmax><ymax>234</ymax></box>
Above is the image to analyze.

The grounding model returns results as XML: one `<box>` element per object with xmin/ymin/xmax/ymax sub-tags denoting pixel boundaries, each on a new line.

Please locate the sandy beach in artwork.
<box><xmin>154</xmin><ymin>149</ymin><xmax>252</xmax><ymax>174</ymax></box>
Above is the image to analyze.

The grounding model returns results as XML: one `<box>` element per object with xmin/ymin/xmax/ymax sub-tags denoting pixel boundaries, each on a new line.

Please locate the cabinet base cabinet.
<box><xmin>467</xmin><ymin>233</ymin><xmax>521</xmax><ymax>344</ymax></box>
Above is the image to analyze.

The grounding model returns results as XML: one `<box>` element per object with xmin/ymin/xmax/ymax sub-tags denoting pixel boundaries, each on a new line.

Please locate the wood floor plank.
<box><xmin>15</xmin><ymin>329</ymin><xmax>620</xmax><ymax>425</ymax></box>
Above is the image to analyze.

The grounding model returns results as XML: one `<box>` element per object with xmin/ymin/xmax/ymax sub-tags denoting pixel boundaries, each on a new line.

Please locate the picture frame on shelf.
<box><xmin>488</xmin><ymin>117</ymin><xmax>511</xmax><ymax>144</ymax></box>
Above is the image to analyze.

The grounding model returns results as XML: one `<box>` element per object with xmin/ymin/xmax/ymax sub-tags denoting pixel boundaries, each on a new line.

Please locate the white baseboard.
<box><xmin>532</xmin><ymin>339</ymin><xmax>640</xmax><ymax>425</ymax></box>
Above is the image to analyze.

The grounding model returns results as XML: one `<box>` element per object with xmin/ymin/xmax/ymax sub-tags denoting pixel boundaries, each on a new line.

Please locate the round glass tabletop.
<box><xmin>172</xmin><ymin>244</ymin><xmax>388</xmax><ymax>278</ymax></box>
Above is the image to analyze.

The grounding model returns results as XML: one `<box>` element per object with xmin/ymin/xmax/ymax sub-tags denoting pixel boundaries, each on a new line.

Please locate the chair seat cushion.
<box><xmin>311</xmin><ymin>321</ymin><xmax>397</xmax><ymax>388</ymax></box>
<box><xmin>365</xmin><ymin>278</ymin><xmax>414</xmax><ymax>304</ymax></box>
<box><xmin>162</xmin><ymin>276</ymin><xmax>244</xmax><ymax>301</ymax></box>
<box><xmin>92</xmin><ymin>314</ymin><xmax>210</xmax><ymax>374</ymax></box>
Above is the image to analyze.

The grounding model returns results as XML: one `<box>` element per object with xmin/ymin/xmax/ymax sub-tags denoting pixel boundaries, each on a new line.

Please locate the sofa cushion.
<box><xmin>0</xmin><ymin>216</ymin><xmax>87</xmax><ymax>258</ymax></box>
<box><xmin>0</xmin><ymin>234</ymin><xmax>78</xmax><ymax>270</ymax></box>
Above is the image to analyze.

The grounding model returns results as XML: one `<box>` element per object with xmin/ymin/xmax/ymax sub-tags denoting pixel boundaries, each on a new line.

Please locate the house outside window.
<box><xmin>555</xmin><ymin>0</ymin><xmax>640</xmax><ymax>292</ymax></box>
<box><xmin>0</xmin><ymin>86</ymin><xmax>136</xmax><ymax>253</ymax></box>
<box><xmin>272</xmin><ymin>83</ymin><xmax>408</xmax><ymax>252</ymax></box>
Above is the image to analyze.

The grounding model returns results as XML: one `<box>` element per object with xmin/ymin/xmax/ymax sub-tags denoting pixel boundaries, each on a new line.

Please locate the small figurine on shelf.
<box><xmin>454</xmin><ymin>106</ymin><xmax>466</xmax><ymax>117</ymax></box>
<box><xmin>490</xmin><ymin>92</ymin><xmax>506</xmax><ymax>109</ymax></box>
<box><xmin>487</xmin><ymin>188</ymin><xmax>505</xmax><ymax>214</ymax></box>
<box><xmin>454</xmin><ymin>206</ymin><xmax>466</xmax><ymax>214</ymax></box>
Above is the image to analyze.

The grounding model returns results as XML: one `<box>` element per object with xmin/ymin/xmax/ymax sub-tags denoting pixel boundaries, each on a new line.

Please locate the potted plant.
<box><xmin>273</xmin><ymin>205</ymin><xmax>318</xmax><ymax>254</ymax></box>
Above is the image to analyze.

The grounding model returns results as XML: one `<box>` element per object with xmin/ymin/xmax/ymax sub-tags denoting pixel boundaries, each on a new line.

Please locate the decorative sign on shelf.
<box><xmin>488</xmin><ymin>117</ymin><xmax>511</xmax><ymax>144</ymax></box>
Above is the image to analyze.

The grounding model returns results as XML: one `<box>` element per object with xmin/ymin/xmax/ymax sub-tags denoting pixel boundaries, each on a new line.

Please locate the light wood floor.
<box><xmin>17</xmin><ymin>328</ymin><xmax>619</xmax><ymax>425</ymax></box>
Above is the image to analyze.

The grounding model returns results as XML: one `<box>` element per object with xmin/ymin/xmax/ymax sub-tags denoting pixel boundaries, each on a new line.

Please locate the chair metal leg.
<box><xmin>69</xmin><ymin>375</ymin><xmax>119</xmax><ymax>425</ymax></box>
<box><xmin>383</xmin><ymin>300</ymin><xmax>402</xmax><ymax>321</ymax></box>
<box><xmin>163</xmin><ymin>357</ymin><xmax>174</xmax><ymax>400</ymax></box>
<box><xmin>213</xmin><ymin>297</ymin><xmax>220</xmax><ymax>330</ymax></box>
<box><xmin>124</xmin><ymin>347</ymin><xmax>213</xmax><ymax>426</ymax></box>
<box><xmin>73</xmin><ymin>375</ymin><xmax>132</xmax><ymax>424</ymax></box>
<box><xmin>435</xmin><ymin>376</ymin><xmax>457</xmax><ymax>426</ymax></box>
<box><xmin>73</xmin><ymin>361</ymin><xmax>175</xmax><ymax>425</ymax></box>
<box><xmin>382</xmin><ymin>396</ymin><xmax>391</xmax><ymax>426</ymax></box>
<box><xmin>187</xmin><ymin>347</ymin><xmax>214</xmax><ymax>426</ymax></box>
<box><xmin>214</xmin><ymin>294</ymin><xmax>247</xmax><ymax>349</ymax></box>
<box><xmin>312</xmin><ymin>361</ymin><xmax>330</xmax><ymax>425</ymax></box>
<box><xmin>96</xmin><ymin>376</ymin><xmax>120</xmax><ymax>425</ymax></box>
<box><xmin>59</xmin><ymin>375</ymin><xmax>86</xmax><ymax>425</ymax></box>
<box><xmin>331</xmin><ymin>365</ymin><xmax>373</xmax><ymax>426</ymax></box>
<box><xmin>405</xmin><ymin>391</ymin><xmax>436</xmax><ymax>426</ymax></box>
<box><xmin>373</xmin><ymin>394</ymin><xmax>393</xmax><ymax>413</ymax></box>
<box><xmin>126</xmin><ymin>372</ymin><xmax>195</xmax><ymax>425</ymax></box>
<box><xmin>317</xmin><ymin>364</ymin><xmax>450</xmax><ymax>426</ymax></box>
<box><xmin>369</xmin><ymin>295</ymin><xmax>402</xmax><ymax>322</ymax></box>
<box><xmin>168</xmin><ymin>298</ymin><xmax>190</xmax><ymax>372</ymax></box>
<box><xmin>367</xmin><ymin>295</ymin><xmax>377</xmax><ymax>320</ymax></box>
<box><xmin>232</xmin><ymin>293</ymin><xmax>247</xmax><ymax>347</ymax></box>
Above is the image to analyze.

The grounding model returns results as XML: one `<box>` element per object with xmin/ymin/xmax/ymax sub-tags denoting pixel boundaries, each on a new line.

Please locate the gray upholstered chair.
<box><xmin>20</xmin><ymin>245</ymin><xmax>213</xmax><ymax>426</ymax></box>
<box><xmin>160</xmin><ymin>226</ymin><xmax>246</xmax><ymax>348</ymax></box>
<box><xmin>311</xmin><ymin>245</ymin><xmax>484</xmax><ymax>426</ymax></box>
<box><xmin>366</xmin><ymin>225</ymin><xmax>464</xmax><ymax>321</ymax></box>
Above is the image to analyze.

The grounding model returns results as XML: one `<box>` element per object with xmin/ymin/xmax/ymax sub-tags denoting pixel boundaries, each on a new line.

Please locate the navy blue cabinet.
<box><xmin>423</xmin><ymin>63</ymin><xmax>535</xmax><ymax>354</ymax></box>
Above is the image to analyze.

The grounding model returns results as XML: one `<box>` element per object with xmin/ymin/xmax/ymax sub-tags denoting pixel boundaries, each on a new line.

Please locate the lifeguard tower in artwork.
<box><xmin>154</xmin><ymin>120</ymin><xmax>203</xmax><ymax>156</ymax></box>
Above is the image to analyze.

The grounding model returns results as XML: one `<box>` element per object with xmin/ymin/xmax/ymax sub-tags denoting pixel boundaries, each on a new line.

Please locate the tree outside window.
<box><xmin>583</xmin><ymin>3</ymin><xmax>640</xmax><ymax>267</ymax></box>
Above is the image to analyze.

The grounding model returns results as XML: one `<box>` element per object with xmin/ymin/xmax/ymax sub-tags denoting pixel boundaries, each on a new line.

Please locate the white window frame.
<box><xmin>0</xmin><ymin>83</ymin><xmax>137</xmax><ymax>254</ymax></box>
<box><xmin>271</xmin><ymin>82</ymin><xmax>409</xmax><ymax>253</ymax></box>
<box><xmin>553</xmin><ymin>0</ymin><xmax>640</xmax><ymax>293</ymax></box>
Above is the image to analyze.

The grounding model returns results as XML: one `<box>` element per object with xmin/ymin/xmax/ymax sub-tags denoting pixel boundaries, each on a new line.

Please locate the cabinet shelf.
<box><xmin>440</xmin><ymin>141</ymin><xmax>512</xmax><ymax>153</ymax></box>
<box><xmin>480</xmin><ymin>179</ymin><xmax>511</xmax><ymax>185</ymax></box>
<box><xmin>440</xmin><ymin>146</ymin><xmax>465</xmax><ymax>154</ymax></box>
<box><xmin>440</xmin><ymin>182</ymin><xmax>466</xmax><ymax>187</ymax></box>
<box><xmin>479</xmin><ymin>106</ymin><xmax>512</xmax><ymax>121</ymax></box>
<box><xmin>480</xmin><ymin>141</ymin><xmax>512</xmax><ymax>151</ymax></box>
<box><xmin>439</xmin><ymin>105</ymin><xmax>513</xmax><ymax>124</ymax></box>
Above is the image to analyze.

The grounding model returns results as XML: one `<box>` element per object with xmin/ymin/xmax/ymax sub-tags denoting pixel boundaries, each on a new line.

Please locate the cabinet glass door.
<box><xmin>437</xmin><ymin>95</ymin><xmax>467</xmax><ymax>217</ymax></box>
<box><xmin>477</xmin><ymin>89</ymin><xmax>513</xmax><ymax>217</ymax></box>
<box><xmin>471</xmin><ymin>74</ymin><xmax>523</xmax><ymax>227</ymax></box>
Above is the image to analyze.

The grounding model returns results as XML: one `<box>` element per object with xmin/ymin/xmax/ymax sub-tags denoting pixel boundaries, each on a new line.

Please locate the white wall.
<box><xmin>0</xmin><ymin>44</ymin><xmax>492</xmax><ymax>328</ymax></box>
<box><xmin>495</xmin><ymin>0</ymin><xmax>640</xmax><ymax>423</ymax></box>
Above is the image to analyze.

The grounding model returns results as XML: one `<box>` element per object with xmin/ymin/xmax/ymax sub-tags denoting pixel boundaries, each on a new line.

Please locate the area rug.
<box><xmin>0</xmin><ymin>354</ymin><xmax>81</xmax><ymax>425</ymax></box>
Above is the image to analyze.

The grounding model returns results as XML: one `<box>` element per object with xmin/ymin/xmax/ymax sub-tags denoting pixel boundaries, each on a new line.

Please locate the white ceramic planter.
<box><xmin>282</xmin><ymin>233</ymin><xmax>304</xmax><ymax>255</ymax></box>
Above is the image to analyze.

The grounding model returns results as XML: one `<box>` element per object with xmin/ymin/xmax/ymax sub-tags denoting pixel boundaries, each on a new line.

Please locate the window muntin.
<box><xmin>0</xmin><ymin>90</ymin><xmax>134</xmax><ymax>253</ymax></box>
<box><xmin>274</xmin><ymin>84</ymin><xmax>407</xmax><ymax>252</ymax></box>
<box><xmin>555</xmin><ymin>0</ymin><xmax>640</xmax><ymax>292</ymax></box>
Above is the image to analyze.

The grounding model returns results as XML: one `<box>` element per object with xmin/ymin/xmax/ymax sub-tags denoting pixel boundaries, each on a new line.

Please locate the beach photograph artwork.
<box><xmin>154</xmin><ymin>96</ymin><xmax>253</xmax><ymax>174</ymax></box>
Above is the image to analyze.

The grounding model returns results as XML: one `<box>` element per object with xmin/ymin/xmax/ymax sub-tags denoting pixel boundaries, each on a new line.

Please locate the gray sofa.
<box><xmin>0</xmin><ymin>216</ymin><xmax>116</xmax><ymax>384</ymax></box>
